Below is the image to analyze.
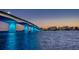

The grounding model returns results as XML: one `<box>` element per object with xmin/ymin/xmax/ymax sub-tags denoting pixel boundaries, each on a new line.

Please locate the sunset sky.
<box><xmin>0</xmin><ymin>9</ymin><xmax>79</xmax><ymax>31</ymax></box>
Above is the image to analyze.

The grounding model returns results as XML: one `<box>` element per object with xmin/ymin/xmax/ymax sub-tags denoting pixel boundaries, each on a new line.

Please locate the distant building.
<box><xmin>48</xmin><ymin>26</ymin><xmax>57</xmax><ymax>31</ymax></box>
<box><xmin>44</xmin><ymin>26</ymin><xmax>79</xmax><ymax>31</ymax></box>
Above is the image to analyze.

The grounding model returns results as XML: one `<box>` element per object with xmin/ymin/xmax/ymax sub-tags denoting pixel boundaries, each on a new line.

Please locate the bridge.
<box><xmin>0</xmin><ymin>11</ymin><xmax>41</xmax><ymax>33</ymax></box>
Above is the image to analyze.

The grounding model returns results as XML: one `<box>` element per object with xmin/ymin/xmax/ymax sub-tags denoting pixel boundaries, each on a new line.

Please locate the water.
<box><xmin>0</xmin><ymin>31</ymin><xmax>79</xmax><ymax>50</ymax></box>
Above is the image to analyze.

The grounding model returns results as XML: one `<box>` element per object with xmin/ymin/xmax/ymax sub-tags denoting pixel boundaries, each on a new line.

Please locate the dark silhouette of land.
<box><xmin>41</xmin><ymin>26</ymin><xmax>79</xmax><ymax>31</ymax></box>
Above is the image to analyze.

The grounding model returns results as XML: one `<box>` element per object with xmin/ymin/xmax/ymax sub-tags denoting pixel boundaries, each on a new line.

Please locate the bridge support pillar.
<box><xmin>8</xmin><ymin>21</ymin><xmax>16</xmax><ymax>33</ymax></box>
<box><xmin>24</xmin><ymin>24</ymin><xmax>29</xmax><ymax>33</ymax></box>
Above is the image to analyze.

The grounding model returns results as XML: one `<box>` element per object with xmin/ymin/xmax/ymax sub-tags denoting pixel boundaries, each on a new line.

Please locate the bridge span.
<box><xmin>0</xmin><ymin>11</ymin><xmax>41</xmax><ymax>33</ymax></box>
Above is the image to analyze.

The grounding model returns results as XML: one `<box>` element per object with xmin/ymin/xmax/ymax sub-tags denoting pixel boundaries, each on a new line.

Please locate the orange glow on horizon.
<box><xmin>31</xmin><ymin>18</ymin><xmax>79</xmax><ymax>29</ymax></box>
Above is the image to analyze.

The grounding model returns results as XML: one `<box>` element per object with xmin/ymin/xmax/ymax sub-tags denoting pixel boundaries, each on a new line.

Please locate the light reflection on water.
<box><xmin>26</xmin><ymin>32</ymin><xmax>40</xmax><ymax>50</ymax></box>
<box><xmin>1</xmin><ymin>31</ymin><xmax>79</xmax><ymax>50</ymax></box>
<box><xmin>6</xmin><ymin>33</ymin><xmax>16</xmax><ymax>50</ymax></box>
<box><xmin>1</xmin><ymin>32</ymin><xmax>40</xmax><ymax>50</ymax></box>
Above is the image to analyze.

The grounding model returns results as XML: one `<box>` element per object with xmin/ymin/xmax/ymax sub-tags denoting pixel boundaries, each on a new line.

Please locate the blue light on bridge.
<box><xmin>8</xmin><ymin>22</ymin><xmax>16</xmax><ymax>33</ymax></box>
<box><xmin>34</xmin><ymin>28</ymin><xmax>40</xmax><ymax>31</ymax></box>
<box><xmin>30</xmin><ymin>27</ymin><xmax>34</xmax><ymax>32</ymax></box>
<box><xmin>30</xmin><ymin>26</ymin><xmax>39</xmax><ymax>32</ymax></box>
<box><xmin>24</xmin><ymin>24</ymin><xmax>29</xmax><ymax>33</ymax></box>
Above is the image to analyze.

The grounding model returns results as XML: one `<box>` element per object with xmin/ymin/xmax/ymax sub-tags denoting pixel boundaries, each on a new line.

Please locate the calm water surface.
<box><xmin>0</xmin><ymin>31</ymin><xmax>79</xmax><ymax>50</ymax></box>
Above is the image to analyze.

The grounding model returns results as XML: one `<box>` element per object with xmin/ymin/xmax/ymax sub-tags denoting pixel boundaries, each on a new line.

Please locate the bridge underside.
<box><xmin>0</xmin><ymin>15</ymin><xmax>40</xmax><ymax>33</ymax></box>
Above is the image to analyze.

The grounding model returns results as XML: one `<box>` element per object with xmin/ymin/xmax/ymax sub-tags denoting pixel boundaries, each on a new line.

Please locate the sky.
<box><xmin>0</xmin><ymin>9</ymin><xmax>79</xmax><ymax>31</ymax></box>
